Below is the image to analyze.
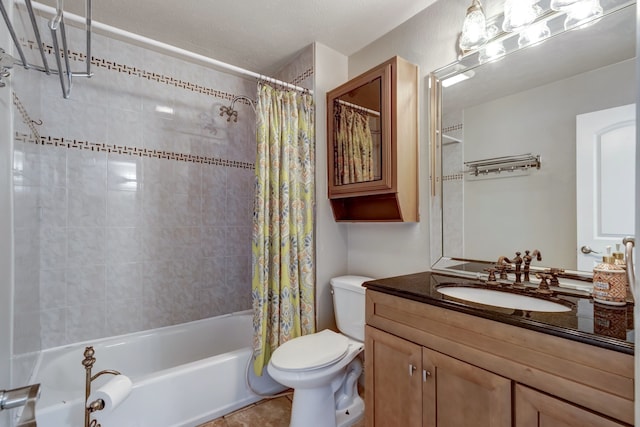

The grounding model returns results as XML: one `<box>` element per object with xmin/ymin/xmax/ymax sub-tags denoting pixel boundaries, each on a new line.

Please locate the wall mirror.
<box><xmin>430</xmin><ymin>0</ymin><xmax>636</xmax><ymax>276</ymax></box>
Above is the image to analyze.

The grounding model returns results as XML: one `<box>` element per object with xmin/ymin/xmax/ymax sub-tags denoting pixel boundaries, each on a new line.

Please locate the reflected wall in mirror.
<box><xmin>333</xmin><ymin>78</ymin><xmax>383</xmax><ymax>185</ymax></box>
<box><xmin>431</xmin><ymin>0</ymin><xmax>636</xmax><ymax>273</ymax></box>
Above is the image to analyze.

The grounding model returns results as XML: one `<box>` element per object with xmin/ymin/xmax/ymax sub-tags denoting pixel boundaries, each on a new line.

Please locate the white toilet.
<box><xmin>267</xmin><ymin>275</ymin><xmax>372</xmax><ymax>427</ymax></box>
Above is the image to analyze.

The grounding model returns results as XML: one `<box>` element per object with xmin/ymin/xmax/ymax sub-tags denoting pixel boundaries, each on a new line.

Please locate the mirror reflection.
<box><xmin>433</xmin><ymin>1</ymin><xmax>636</xmax><ymax>273</ymax></box>
<box><xmin>333</xmin><ymin>77</ymin><xmax>382</xmax><ymax>185</ymax></box>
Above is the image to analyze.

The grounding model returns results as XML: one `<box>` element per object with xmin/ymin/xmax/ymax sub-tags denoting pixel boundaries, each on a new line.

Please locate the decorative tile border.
<box><xmin>291</xmin><ymin>67</ymin><xmax>314</xmax><ymax>87</ymax></box>
<box><xmin>443</xmin><ymin>173</ymin><xmax>464</xmax><ymax>182</ymax></box>
<box><xmin>14</xmin><ymin>132</ymin><xmax>255</xmax><ymax>170</ymax></box>
<box><xmin>443</xmin><ymin>123</ymin><xmax>463</xmax><ymax>133</ymax></box>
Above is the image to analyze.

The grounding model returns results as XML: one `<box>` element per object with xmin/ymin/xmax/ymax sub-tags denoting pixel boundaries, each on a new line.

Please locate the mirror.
<box><xmin>332</xmin><ymin>77</ymin><xmax>383</xmax><ymax>186</ymax></box>
<box><xmin>431</xmin><ymin>0</ymin><xmax>636</xmax><ymax>273</ymax></box>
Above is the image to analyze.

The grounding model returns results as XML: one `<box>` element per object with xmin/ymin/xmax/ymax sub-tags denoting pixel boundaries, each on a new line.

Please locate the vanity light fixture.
<box><xmin>502</xmin><ymin>0</ymin><xmax>542</xmax><ymax>32</ymax></box>
<box><xmin>456</xmin><ymin>0</ymin><xmax>615</xmax><ymax>58</ymax></box>
<box><xmin>459</xmin><ymin>0</ymin><xmax>488</xmax><ymax>52</ymax></box>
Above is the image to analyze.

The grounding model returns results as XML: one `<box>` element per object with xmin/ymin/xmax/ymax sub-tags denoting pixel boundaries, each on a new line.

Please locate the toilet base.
<box><xmin>289</xmin><ymin>388</ymin><xmax>364</xmax><ymax>427</ymax></box>
<box><xmin>336</xmin><ymin>394</ymin><xmax>364</xmax><ymax>427</ymax></box>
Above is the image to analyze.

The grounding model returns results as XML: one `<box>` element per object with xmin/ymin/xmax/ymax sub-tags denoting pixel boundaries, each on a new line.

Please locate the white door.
<box><xmin>576</xmin><ymin>104</ymin><xmax>636</xmax><ymax>271</ymax></box>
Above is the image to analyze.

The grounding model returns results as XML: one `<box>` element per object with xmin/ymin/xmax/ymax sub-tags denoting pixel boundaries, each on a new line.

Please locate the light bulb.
<box><xmin>564</xmin><ymin>0</ymin><xmax>603</xmax><ymax>29</ymax></box>
<box><xmin>478</xmin><ymin>41</ymin><xmax>506</xmax><ymax>64</ymax></box>
<box><xmin>518</xmin><ymin>22</ymin><xmax>551</xmax><ymax>48</ymax></box>
<box><xmin>502</xmin><ymin>0</ymin><xmax>540</xmax><ymax>32</ymax></box>
<box><xmin>459</xmin><ymin>0</ymin><xmax>488</xmax><ymax>52</ymax></box>
<box><xmin>550</xmin><ymin>0</ymin><xmax>583</xmax><ymax>11</ymax></box>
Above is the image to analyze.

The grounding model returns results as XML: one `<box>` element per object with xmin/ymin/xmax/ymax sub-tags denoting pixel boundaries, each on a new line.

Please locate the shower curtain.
<box><xmin>251</xmin><ymin>83</ymin><xmax>315</xmax><ymax>375</ymax></box>
<box><xmin>335</xmin><ymin>105</ymin><xmax>374</xmax><ymax>185</ymax></box>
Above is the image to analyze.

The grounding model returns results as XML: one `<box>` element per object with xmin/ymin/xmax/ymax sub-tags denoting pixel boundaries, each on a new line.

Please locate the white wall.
<box><xmin>0</xmin><ymin>3</ymin><xmax>14</xmax><ymax>426</ymax></box>
<box><xmin>313</xmin><ymin>43</ymin><xmax>349</xmax><ymax>331</ymax></box>
<box><xmin>345</xmin><ymin>0</ymin><xmax>472</xmax><ymax>277</ymax></box>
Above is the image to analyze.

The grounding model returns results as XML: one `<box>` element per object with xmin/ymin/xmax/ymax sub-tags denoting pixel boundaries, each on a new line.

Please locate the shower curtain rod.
<box><xmin>27</xmin><ymin>1</ymin><xmax>313</xmax><ymax>94</ymax></box>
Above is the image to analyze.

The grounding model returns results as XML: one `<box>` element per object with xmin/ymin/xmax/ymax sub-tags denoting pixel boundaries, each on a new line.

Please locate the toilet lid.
<box><xmin>270</xmin><ymin>330</ymin><xmax>349</xmax><ymax>371</ymax></box>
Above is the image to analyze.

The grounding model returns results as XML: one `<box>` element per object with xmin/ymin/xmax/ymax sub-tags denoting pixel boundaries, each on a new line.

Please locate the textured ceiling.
<box><xmin>36</xmin><ymin>0</ymin><xmax>439</xmax><ymax>75</ymax></box>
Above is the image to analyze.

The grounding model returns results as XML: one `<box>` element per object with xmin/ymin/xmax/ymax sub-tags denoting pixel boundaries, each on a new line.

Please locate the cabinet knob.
<box><xmin>409</xmin><ymin>364</ymin><xmax>417</xmax><ymax>376</ymax></box>
<box><xmin>423</xmin><ymin>370</ymin><xmax>431</xmax><ymax>382</ymax></box>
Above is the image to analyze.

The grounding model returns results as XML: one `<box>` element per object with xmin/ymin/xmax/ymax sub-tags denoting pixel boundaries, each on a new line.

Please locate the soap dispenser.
<box><xmin>592</xmin><ymin>246</ymin><xmax>627</xmax><ymax>305</ymax></box>
<box><xmin>612</xmin><ymin>244</ymin><xmax>631</xmax><ymax>301</ymax></box>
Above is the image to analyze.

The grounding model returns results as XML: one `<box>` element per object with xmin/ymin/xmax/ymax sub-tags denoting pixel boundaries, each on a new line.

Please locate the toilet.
<box><xmin>267</xmin><ymin>275</ymin><xmax>372</xmax><ymax>427</ymax></box>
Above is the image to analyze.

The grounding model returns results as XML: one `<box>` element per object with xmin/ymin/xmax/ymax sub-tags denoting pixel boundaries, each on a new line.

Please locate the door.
<box><xmin>515</xmin><ymin>384</ymin><xmax>627</xmax><ymax>427</ymax></box>
<box><xmin>576</xmin><ymin>104</ymin><xmax>636</xmax><ymax>270</ymax></box>
<box><xmin>365</xmin><ymin>326</ymin><xmax>422</xmax><ymax>427</ymax></box>
<box><xmin>422</xmin><ymin>348</ymin><xmax>511</xmax><ymax>427</ymax></box>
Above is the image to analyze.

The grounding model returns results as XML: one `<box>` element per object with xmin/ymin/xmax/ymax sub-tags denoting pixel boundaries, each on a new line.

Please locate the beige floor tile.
<box><xmin>199</xmin><ymin>386</ymin><xmax>365</xmax><ymax>427</ymax></box>
<box><xmin>197</xmin><ymin>417</ymin><xmax>229</xmax><ymax>427</ymax></box>
<box><xmin>224</xmin><ymin>396</ymin><xmax>292</xmax><ymax>427</ymax></box>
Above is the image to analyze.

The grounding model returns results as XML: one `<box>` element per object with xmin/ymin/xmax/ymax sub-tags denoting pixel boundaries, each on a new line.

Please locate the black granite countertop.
<box><xmin>364</xmin><ymin>271</ymin><xmax>634</xmax><ymax>355</ymax></box>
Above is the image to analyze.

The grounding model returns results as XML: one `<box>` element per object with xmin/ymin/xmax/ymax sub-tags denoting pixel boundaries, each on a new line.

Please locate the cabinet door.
<box><xmin>365</xmin><ymin>326</ymin><xmax>422</xmax><ymax>427</ymax></box>
<box><xmin>422</xmin><ymin>348</ymin><xmax>511</xmax><ymax>427</ymax></box>
<box><xmin>327</xmin><ymin>62</ymin><xmax>392</xmax><ymax>198</ymax></box>
<box><xmin>515</xmin><ymin>385</ymin><xmax>629</xmax><ymax>427</ymax></box>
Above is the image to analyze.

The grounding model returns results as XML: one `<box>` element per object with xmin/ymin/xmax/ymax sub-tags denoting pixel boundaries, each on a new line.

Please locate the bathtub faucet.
<box><xmin>0</xmin><ymin>383</ymin><xmax>41</xmax><ymax>427</ymax></box>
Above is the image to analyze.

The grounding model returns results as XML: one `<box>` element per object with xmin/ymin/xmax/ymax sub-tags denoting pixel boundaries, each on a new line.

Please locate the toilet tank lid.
<box><xmin>330</xmin><ymin>275</ymin><xmax>373</xmax><ymax>294</ymax></box>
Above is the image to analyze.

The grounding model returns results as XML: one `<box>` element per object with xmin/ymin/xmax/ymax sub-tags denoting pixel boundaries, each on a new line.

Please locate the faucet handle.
<box><xmin>534</xmin><ymin>273</ymin><xmax>554</xmax><ymax>295</ymax></box>
<box><xmin>544</xmin><ymin>268</ymin><xmax>564</xmax><ymax>286</ymax></box>
<box><xmin>495</xmin><ymin>263</ymin><xmax>511</xmax><ymax>280</ymax></box>
<box><xmin>484</xmin><ymin>268</ymin><xmax>498</xmax><ymax>285</ymax></box>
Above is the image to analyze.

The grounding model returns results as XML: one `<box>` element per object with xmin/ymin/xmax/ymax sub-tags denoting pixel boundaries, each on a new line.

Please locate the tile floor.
<box><xmin>198</xmin><ymin>393</ymin><xmax>366</xmax><ymax>427</ymax></box>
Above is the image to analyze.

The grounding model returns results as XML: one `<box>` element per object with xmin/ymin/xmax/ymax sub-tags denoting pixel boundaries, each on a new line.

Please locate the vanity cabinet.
<box><xmin>326</xmin><ymin>56</ymin><xmax>418</xmax><ymax>222</ymax></box>
<box><xmin>365</xmin><ymin>290</ymin><xmax>634</xmax><ymax>427</ymax></box>
<box><xmin>366</xmin><ymin>326</ymin><xmax>510</xmax><ymax>427</ymax></box>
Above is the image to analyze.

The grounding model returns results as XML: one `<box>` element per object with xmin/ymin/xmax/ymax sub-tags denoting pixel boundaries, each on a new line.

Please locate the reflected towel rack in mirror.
<box><xmin>465</xmin><ymin>153</ymin><xmax>541</xmax><ymax>176</ymax></box>
<box><xmin>0</xmin><ymin>0</ymin><xmax>93</xmax><ymax>98</ymax></box>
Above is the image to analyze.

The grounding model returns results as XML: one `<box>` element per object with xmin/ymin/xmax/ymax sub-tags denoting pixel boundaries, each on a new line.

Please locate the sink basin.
<box><xmin>436</xmin><ymin>287</ymin><xmax>571</xmax><ymax>312</ymax></box>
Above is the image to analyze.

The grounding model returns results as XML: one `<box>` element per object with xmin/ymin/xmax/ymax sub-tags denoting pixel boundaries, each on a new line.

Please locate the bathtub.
<box><xmin>30</xmin><ymin>310</ymin><xmax>285</xmax><ymax>427</ymax></box>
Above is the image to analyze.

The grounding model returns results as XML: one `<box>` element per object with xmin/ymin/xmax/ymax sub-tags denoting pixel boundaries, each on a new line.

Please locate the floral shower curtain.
<box><xmin>335</xmin><ymin>105</ymin><xmax>374</xmax><ymax>185</ymax></box>
<box><xmin>251</xmin><ymin>83</ymin><xmax>316</xmax><ymax>375</ymax></box>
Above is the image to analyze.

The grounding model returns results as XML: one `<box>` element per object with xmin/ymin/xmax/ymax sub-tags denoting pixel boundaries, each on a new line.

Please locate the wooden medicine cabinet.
<box><xmin>327</xmin><ymin>56</ymin><xmax>419</xmax><ymax>222</ymax></box>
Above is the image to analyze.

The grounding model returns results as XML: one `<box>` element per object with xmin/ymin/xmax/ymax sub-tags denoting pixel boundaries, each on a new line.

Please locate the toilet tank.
<box><xmin>330</xmin><ymin>275</ymin><xmax>373</xmax><ymax>342</ymax></box>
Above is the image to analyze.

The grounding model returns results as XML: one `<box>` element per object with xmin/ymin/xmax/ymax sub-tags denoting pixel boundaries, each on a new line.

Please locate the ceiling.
<box><xmin>37</xmin><ymin>0</ymin><xmax>439</xmax><ymax>75</ymax></box>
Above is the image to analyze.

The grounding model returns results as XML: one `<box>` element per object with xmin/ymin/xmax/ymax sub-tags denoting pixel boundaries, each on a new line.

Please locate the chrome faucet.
<box><xmin>0</xmin><ymin>383</ymin><xmax>41</xmax><ymax>426</ymax></box>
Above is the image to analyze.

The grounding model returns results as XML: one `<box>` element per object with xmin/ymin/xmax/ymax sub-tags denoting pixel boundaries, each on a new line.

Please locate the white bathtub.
<box><xmin>31</xmin><ymin>310</ymin><xmax>284</xmax><ymax>427</ymax></box>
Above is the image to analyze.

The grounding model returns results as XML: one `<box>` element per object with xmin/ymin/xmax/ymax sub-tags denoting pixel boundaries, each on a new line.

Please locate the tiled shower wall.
<box><xmin>11</xmin><ymin>17</ymin><xmax>263</xmax><ymax>352</ymax></box>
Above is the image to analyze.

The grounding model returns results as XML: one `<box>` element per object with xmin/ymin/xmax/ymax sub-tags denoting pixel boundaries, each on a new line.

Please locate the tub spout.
<box><xmin>0</xmin><ymin>383</ymin><xmax>41</xmax><ymax>427</ymax></box>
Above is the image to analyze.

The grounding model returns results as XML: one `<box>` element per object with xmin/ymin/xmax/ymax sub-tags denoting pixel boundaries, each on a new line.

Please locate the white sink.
<box><xmin>437</xmin><ymin>287</ymin><xmax>571</xmax><ymax>312</ymax></box>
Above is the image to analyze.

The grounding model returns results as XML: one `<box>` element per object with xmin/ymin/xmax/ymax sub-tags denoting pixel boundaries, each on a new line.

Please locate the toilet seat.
<box><xmin>270</xmin><ymin>330</ymin><xmax>349</xmax><ymax>371</ymax></box>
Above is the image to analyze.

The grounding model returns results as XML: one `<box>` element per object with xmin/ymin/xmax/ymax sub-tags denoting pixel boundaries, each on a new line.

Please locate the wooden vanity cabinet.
<box><xmin>365</xmin><ymin>290</ymin><xmax>634</xmax><ymax>427</ymax></box>
<box><xmin>326</xmin><ymin>56</ymin><xmax>418</xmax><ymax>222</ymax></box>
<box><xmin>366</xmin><ymin>326</ymin><xmax>511</xmax><ymax>427</ymax></box>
